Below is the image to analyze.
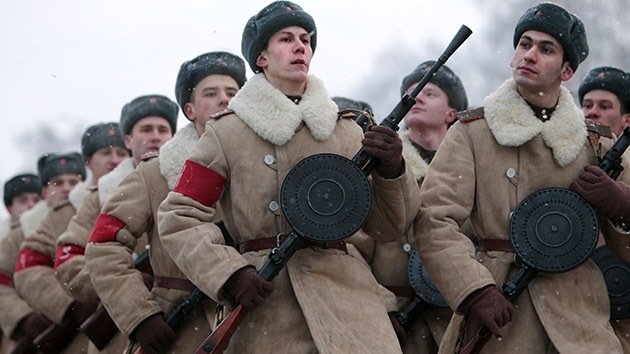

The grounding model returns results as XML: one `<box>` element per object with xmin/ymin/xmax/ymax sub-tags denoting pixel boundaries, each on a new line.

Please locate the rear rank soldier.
<box><xmin>13</xmin><ymin>152</ymin><xmax>92</xmax><ymax>353</ymax></box>
<box><xmin>84</xmin><ymin>52</ymin><xmax>246</xmax><ymax>354</ymax></box>
<box><xmin>0</xmin><ymin>173</ymin><xmax>45</xmax><ymax>352</ymax></box>
<box><xmin>53</xmin><ymin>97</ymin><xmax>177</xmax><ymax>353</ymax></box>
<box><xmin>349</xmin><ymin>61</ymin><xmax>468</xmax><ymax>353</ymax></box>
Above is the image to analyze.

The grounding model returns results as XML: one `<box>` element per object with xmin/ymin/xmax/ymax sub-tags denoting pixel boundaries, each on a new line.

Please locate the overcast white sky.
<box><xmin>0</xmin><ymin>0</ymin><xmax>482</xmax><ymax>217</ymax></box>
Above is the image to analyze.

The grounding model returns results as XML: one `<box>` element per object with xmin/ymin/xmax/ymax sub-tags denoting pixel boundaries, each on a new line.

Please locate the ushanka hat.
<box><xmin>332</xmin><ymin>96</ymin><xmax>374</xmax><ymax>116</ymax></box>
<box><xmin>37</xmin><ymin>152</ymin><xmax>86</xmax><ymax>187</ymax></box>
<box><xmin>578</xmin><ymin>66</ymin><xmax>630</xmax><ymax>110</ymax></box>
<box><xmin>514</xmin><ymin>2</ymin><xmax>588</xmax><ymax>71</ymax></box>
<box><xmin>401</xmin><ymin>61</ymin><xmax>468</xmax><ymax>111</ymax></box>
<box><xmin>3</xmin><ymin>173</ymin><xmax>41</xmax><ymax>206</ymax></box>
<box><xmin>120</xmin><ymin>94</ymin><xmax>179</xmax><ymax>135</ymax></box>
<box><xmin>81</xmin><ymin>122</ymin><xmax>126</xmax><ymax>159</ymax></box>
<box><xmin>175</xmin><ymin>51</ymin><xmax>247</xmax><ymax>117</ymax></box>
<box><xmin>242</xmin><ymin>1</ymin><xmax>317</xmax><ymax>73</ymax></box>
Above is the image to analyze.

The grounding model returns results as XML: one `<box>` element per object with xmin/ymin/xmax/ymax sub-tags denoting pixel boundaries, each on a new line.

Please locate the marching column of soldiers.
<box><xmin>1</xmin><ymin>1</ymin><xmax>629</xmax><ymax>354</ymax></box>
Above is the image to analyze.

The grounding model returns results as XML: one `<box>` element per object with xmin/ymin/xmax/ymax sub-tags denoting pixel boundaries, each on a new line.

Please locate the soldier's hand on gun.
<box><xmin>18</xmin><ymin>312</ymin><xmax>52</xmax><ymax>338</ymax></box>
<box><xmin>570</xmin><ymin>165</ymin><xmax>630</xmax><ymax>220</ymax></box>
<box><xmin>225</xmin><ymin>266</ymin><xmax>274</xmax><ymax>310</ymax></box>
<box><xmin>462</xmin><ymin>285</ymin><xmax>513</xmax><ymax>338</ymax></box>
<box><xmin>133</xmin><ymin>313</ymin><xmax>176</xmax><ymax>354</ymax></box>
<box><xmin>361</xmin><ymin>125</ymin><xmax>403</xmax><ymax>178</ymax></box>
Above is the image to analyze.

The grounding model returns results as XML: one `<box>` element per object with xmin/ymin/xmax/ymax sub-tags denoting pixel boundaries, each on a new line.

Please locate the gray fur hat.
<box><xmin>578</xmin><ymin>66</ymin><xmax>630</xmax><ymax>111</ymax></box>
<box><xmin>242</xmin><ymin>1</ymin><xmax>317</xmax><ymax>73</ymax></box>
<box><xmin>400</xmin><ymin>61</ymin><xmax>468</xmax><ymax>111</ymax></box>
<box><xmin>120</xmin><ymin>95</ymin><xmax>179</xmax><ymax>135</ymax></box>
<box><xmin>37</xmin><ymin>152</ymin><xmax>86</xmax><ymax>187</ymax></box>
<box><xmin>175</xmin><ymin>51</ymin><xmax>247</xmax><ymax>116</ymax></box>
<box><xmin>332</xmin><ymin>96</ymin><xmax>373</xmax><ymax>116</ymax></box>
<box><xmin>81</xmin><ymin>122</ymin><xmax>126</xmax><ymax>159</ymax></box>
<box><xmin>513</xmin><ymin>2</ymin><xmax>588</xmax><ymax>71</ymax></box>
<box><xmin>4</xmin><ymin>173</ymin><xmax>41</xmax><ymax>206</ymax></box>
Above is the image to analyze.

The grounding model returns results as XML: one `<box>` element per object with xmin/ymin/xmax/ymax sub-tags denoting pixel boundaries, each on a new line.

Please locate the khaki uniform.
<box><xmin>417</xmin><ymin>79</ymin><xmax>629</xmax><ymax>353</ymax></box>
<box><xmin>13</xmin><ymin>183</ymin><xmax>92</xmax><ymax>353</ymax></box>
<box><xmin>350</xmin><ymin>132</ymin><xmax>452</xmax><ymax>353</ymax></box>
<box><xmin>84</xmin><ymin>123</ymin><xmax>213</xmax><ymax>353</ymax></box>
<box><xmin>157</xmin><ymin>74</ymin><xmax>420</xmax><ymax>354</ymax></box>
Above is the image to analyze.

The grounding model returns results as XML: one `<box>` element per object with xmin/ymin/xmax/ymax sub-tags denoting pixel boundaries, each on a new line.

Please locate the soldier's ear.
<box><xmin>256</xmin><ymin>52</ymin><xmax>268</xmax><ymax>70</ymax></box>
<box><xmin>559</xmin><ymin>61</ymin><xmax>574</xmax><ymax>82</ymax></box>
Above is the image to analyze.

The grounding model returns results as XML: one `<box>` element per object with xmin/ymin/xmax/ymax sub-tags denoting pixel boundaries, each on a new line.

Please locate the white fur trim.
<box><xmin>401</xmin><ymin>132</ymin><xmax>429</xmax><ymax>182</ymax></box>
<box><xmin>483</xmin><ymin>79</ymin><xmax>586</xmax><ymax>167</ymax></box>
<box><xmin>19</xmin><ymin>200</ymin><xmax>49</xmax><ymax>237</ymax></box>
<box><xmin>228</xmin><ymin>74</ymin><xmax>338</xmax><ymax>146</ymax></box>
<box><xmin>0</xmin><ymin>218</ymin><xmax>10</xmax><ymax>241</ymax></box>
<box><xmin>159</xmin><ymin>123</ymin><xmax>200</xmax><ymax>189</ymax></box>
<box><xmin>69</xmin><ymin>179</ymin><xmax>91</xmax><ymax>210</ymax></box>
<box><xmin>98</xmin><ymin>158</ymin><xmax>135</xmax><ymax>207</ymax></box>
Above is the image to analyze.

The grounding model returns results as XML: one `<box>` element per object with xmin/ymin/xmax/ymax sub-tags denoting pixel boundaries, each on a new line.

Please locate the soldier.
<box><xmin>0</xmin><ymin>173</ymin><xmax>46</xmax><ymax>353</ymax></box>
<box><xmin>157</xmin><ymin>1</ymin><xmax>420</xmax><ymax>353</ymax></box>
<box><xmin>579</xmin><ymin>66</ymin><xmax>630</xmax><ymax>137</ymax></box>
<box><xmin>53</xmin><ymin>97</ymin><xmax>177</xmax><ymax>353</ymax></box>
<box><xmin>83</xmin><ymin>51</ymin><xmax>246</xmax><ymax>354</ymax></box>
<box><xmin>350</xmin><ymin>61</ymin><xmax>468</xmax><ymax>353</ymax></box>
<box><xmin>12</xmin><ymin>152</ymin><xmax>92</xmax><ymax>353</ymax></box>
<box><xmin>416</xmin><ymin>3</ymin><xmax>630</xmax><ymax>353</ymax></box>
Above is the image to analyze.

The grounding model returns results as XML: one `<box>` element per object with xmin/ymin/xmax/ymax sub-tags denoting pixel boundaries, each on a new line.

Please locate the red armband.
<box><xmin>0</xmin><ymin>272</ymin><xmax>10</xmax><ymax>285</ymax></box>
<box><xmin>15</xmin><ymin>248</ymin><xmax>53</xmax><ymax>272</ymax></box>
<box><xmin>54</xmin><ymin>244</ymin><xmax>85</xmax><ymax>270</ymax></box>
<box><xmin>173</xmin><ymin>160</ymin><xmax>226</xmax><ymax>206</ymax></box>
<box><xmin>88</xmin><ymin>213</ymin><xmax>126</xmax><ymax>244</ymax></box>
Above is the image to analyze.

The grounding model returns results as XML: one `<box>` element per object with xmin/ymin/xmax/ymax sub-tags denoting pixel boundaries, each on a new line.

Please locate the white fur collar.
<box><xmin>20</xmin><ymin>200</ymin><xmax>49</xmax><ymax>237</ymax></box>
<box><xmin>401</xmin><ymin>132</ymin><xmax>429</xmax><ymax>182</ymax></box>
<box><xmin>228</xmin><ymin>73</ymin><xmax>338</xmax><ymax>146</ymax></box>
<box><xmin>98</xmin><ymin>158</ymin><xmax>135</xmax><ymax>207</ymax></box>
<box><xmin>483</xmin><ymin>79</ymin><xmax>586</xmax><ymax>167</ymax></box>
<box><xmin>69</xmin><ymin>179</ymin><xmax>91</xmax><ymax>210</ymax></box>
<box><xmin>159</xmin><ymin>122</ymin><xmax>200</xmax><ymax>189</ymax></box>
<box><xmin>0</xmin><ymin>218</ymin><xmax>10</xmax><ymax>241</ymax></box>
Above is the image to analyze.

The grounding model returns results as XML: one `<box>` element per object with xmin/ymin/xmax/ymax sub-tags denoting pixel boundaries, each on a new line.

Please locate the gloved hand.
<box><xmin>388</xmin><ymin>312</ymin><xmax>407</xmax><ymax>345</ymax></box>
<box><xmin>66</xmin><ymin>300</ymin><xmax>98</xmax><ymax>324</ymax></box>
<box><xmin>224</xmin><ymin>266</ymin><xmax>273</xmax><ymax>310</ymax></box>
<box><xmin>461</xmin><ymin>286</ymin><xmax>513</xmax><ymax>338</ymax></box>
<box><xmin>133</xmin><ymin>313</ymin><xmax>176</xmax><ymax>354</ymax></box>
<box><xmin>570</xmin><ymin>165</ymin><xmax>630</xmax><ymax>220</ymax></box>
<box><xmin>18</xmin><ymin>313</ymin><xmax>52</xmax><ymax>338</ymax></box>
<box><xmin>361</xmin><ymin>125</ymin><xmax>403</xmax><ymax>178</ymax></box>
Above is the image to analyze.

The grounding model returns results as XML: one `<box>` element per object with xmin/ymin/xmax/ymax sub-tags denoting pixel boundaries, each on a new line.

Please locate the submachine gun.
<box><xmin>195</xmin><ymin>25</ymin><xmax>473</xmax><ymax>354</ymax></box>
<box><xmin>460</xmin><ymin>126</ymin><xmax>630</xmax><ymax>354</ymax></box>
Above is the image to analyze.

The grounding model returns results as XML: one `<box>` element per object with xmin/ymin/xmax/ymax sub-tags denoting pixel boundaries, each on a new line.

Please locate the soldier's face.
<box><xmin>86</xmin><ymin>146</ymin><xmax>130</xmax><ymax>181</ymax></box>
<box><xmin>7</xmin><ymin>192</ymin><xmax>40</xmax><ymax>221</ymax></box>
<box><xmin>404</xmin><ymin>82</ymin><xmax>456</xmax><ymax>132</ymax></box>
<box><xmin>256</xmin><ymin>26</ymin><xmax>312</xmax><ymax>89</ymax></box>
<box><xmin>186</xmin><ymin>74</ymin><xmax>239</xmax><ymax>136</ymax></box>
<box><xmin>44</xmin><ymin>174</ymin><xmax>82</xmax><ymax>203</ymax></box>
<box><xmin>124</xmin><ymin>116</ymin><xmax>173</xmax><ymax>164</ymax></box>
<box><xmin>582</xmin><ymin>89</ymin><xmax>630</xmax><ymax>136</ymax></box>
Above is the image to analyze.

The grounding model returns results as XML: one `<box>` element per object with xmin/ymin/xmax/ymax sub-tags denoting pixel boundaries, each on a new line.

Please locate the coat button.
<box><xmin>402</xmin><ymin>243</ymin><xmax>412</xmax><ymax>253</ymax></box>
<box><xmin>264</xmin><ymin>155</ymin><xmax>276</xmax><ymax>166</ymax></box>
<box><xmin>268</xmin><ymin>200</ymin><xmax>280</xmax><ymax>212</ymax></box>
<box><xmin>506</xmin><ymin>168</ymin><xmax>516</xmax><ymax>178</ymax></box>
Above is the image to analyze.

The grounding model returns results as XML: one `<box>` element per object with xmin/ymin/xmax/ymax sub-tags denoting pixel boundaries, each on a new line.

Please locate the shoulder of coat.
<box><xmin>585</xmin><ymin>119</ymin><xmax>613</xmax><ymax>138</ymax></box>
<box><xmin>457</xmin><ymin>107</ymin><xmax>485</xmax><ymax>124</ymax></box>
<box><xmin>210</xmin><ymin>109</ymin><xmax>235</xmax><ymax>120</ymax></box>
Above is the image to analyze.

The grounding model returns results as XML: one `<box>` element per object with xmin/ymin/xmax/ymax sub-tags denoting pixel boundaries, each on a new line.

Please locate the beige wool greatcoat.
<box><xmin>417</xmin><ymin>79</ymin><xmax>630</xmax><ymax>353</ymax></box>
<box><xmin>158</xmin><ymin>74</ymin><xmax>421</xmax><ymax>354</ymax></box>
<box><xmin>84</xmin><ymin>123</ymin><xmax>214</xmax><ymax>353</ymax></box>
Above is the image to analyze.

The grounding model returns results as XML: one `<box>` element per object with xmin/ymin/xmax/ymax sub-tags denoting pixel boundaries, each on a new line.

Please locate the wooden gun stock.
<box><xmin>79</xmin><ymin>305</ymin><xmax>118</xmax><ymax>350</ymax></box>
<box><xmin>32</xmin><ymin>319</ymin><xmax>78</xmax><ymax>354</ymax></box>
<box><xmin>8</xmin><ymin>336</ymin><xmax>38</xmax><ymax>354</ymax></box>
<box><xmin>195</xmin><ymin>304</ymin><xmax>246</xmax><ymax>354</ymax></box>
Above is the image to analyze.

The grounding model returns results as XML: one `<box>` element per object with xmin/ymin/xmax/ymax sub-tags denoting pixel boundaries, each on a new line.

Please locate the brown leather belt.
<box><xmin>239</xmin><ymin>235</ymin><xmax>347</xmax><ymax>254</ymax></box>
<box><xmin>477</xmin><ymin>239</ymin><xmax>514</xmax><ymax>252</ymax></box>
<box><xmin>386</xmin><ymin>285</ymin><xmax>416</xmax><ymax>299</ymax></box>
<box><xmin>152</xmin><ymin>275</ymin><xmax>196</xmax><ymax>292</ymax></box>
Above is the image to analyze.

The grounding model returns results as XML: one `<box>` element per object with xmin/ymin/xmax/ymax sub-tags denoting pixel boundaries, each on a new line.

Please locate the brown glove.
<box><xmin>461</xmin><ymin>286</ymin><xmax>513</xmax><ymax>338</ymax></box>
<box><xmin>361</xmin><ymin>125</ymin><xmax>403</xmax><ymax>178</ymax></box>
<box><xmin>570</xmin><ymin>165</ymin><xmax>630</xmax><ymax>220</ymax></box>
<box><xmin>66</xmin><ymin>300</ymin><xmax>99</xmax><ymax>325</ymax></box>
<box><xmin>18</xmin><ymin>313</ymin><xmax>52</xmax><ymax>338</ymax></box>
<box><xmin>224</xmin><ymin>266</ymin><xmax>274</xmax><ymax>310</ymax></box>
<box><xmin>132</xmin><ymin>313</ymin><xmax>176</xmax><ymax>354</ymax></box>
